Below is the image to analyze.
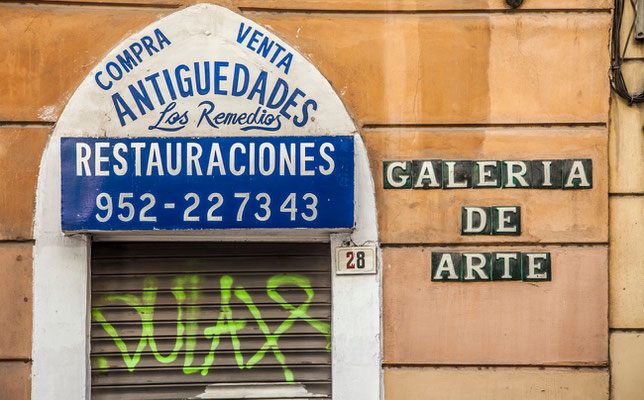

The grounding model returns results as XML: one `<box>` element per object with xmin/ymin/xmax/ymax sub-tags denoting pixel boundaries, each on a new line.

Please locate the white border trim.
<box><xmin>32</xmin><ymin>5</ymin><xmax>381</xmax><ymax>399</ymax></box>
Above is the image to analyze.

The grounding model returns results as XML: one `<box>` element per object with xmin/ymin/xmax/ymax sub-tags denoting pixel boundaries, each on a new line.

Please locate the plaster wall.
<box><xmin>0</xmin><ymin>0</ymin><xmax>615</xmax><ymax>398</ymax></box>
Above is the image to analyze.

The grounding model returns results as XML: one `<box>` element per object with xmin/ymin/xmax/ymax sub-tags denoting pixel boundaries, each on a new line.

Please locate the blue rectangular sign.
<box><xmin>61</xmin><ymin>136</ymin><xmax>354</xmax><ymax>231</ymax></box>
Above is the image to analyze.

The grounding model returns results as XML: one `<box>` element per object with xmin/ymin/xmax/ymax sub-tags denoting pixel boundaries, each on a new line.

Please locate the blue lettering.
<box><xmin>148</xmin><ymin>102</ymin><xmax>188</xmax><ymax>132</ymax></box>
<box><xmin>236</xmin><ymin>23</ymin><xmax>293</xmax><ymax>75</ymax></box>
<box><xmin>232</xmin><ymin>63</ymin><xmax>250</xmax><ymax>97</ymax></box>
<box><xmin>236</xmin><ymin>22</ymin><xmax>252</xmax><ymax>44</ymax></box>
<box><xmin>196</xmin><ymin>102</ymin><xmax>282</xmax><ymax>132</ymax></box>
<box><xmin>214</xmin><ymin>61</ymin><xmax>229</xmax><ymax>95</ymax></box>
<box><xmin>276</xmin><ymin>53</ymin><xmax>293</xmax><ymax>75</ymax></box>
<box><xmin>129</xmin><ymin>42</ymin><xmax>144</xmax><ymax>62</ymax></box>
<box><xmin>257</xmin><ymin>36</ymin><xmax>274</xmax><ymax>58</ymax></box>
<box><xmin>270</xmin><ymin>43</ymin><xmax>285</xmax><ymax>63</ymax></box>
<box><xmin>162</xmin><ymin>69</ymin><xmax>178</xmax><ymax>101</ymax></box>
<box><xmin>145</xmin><ymin>72</ymin><xmax>166</xmax><ymax>105</ymax></box>
<box><xmin>294</xmin><ymin>99</ymin><xmax>317</xmax><ymax>127</ymax></box>
<box><xmin>280</xmin><ymin>88</ymin><xmax>305</xmax><ymax>119</ymax></box>
<box><xmin>116</xmin><ymin>50</ymin><xmax>138</xmax><ymax>73</ymax></box>
<box><xmin>98</xmin><ymin>31</ymin><xmax>171</xmax><ymax>88</ymax></box>
<box><xmin>140</xmin><ymin>36</ymin><xmax>158</xmax><ymax>56</ymax></box>
<box><xmin>95</xmin><ymin>71</ymin><xmax>112</xmax><ymax>90</ymax></box>
<box><xmin>266</xmin><ymin>78</ymin><xmax>289</xmax><ymax>109</ymax></box>
<box><xmin>247</xmin><ymin>71</ymin><xmax>268</xmax><ymax>105</ymax></box>
<box><xmin>175</xmin><ymin>64</ymin><xmax>194</xmax><ymax>97</ymax></box>
<box><xmin>128</xmin><ymin>81</ymin><xmax>155</xmax><ymax>115</ymax></box>
<box><xmin>197</xmin><ymin>101</ymin><xmax>218</xmax><ymax>128</ymax></box>
<box><xmin>223</xmin><ymin>113</ymin><xmax>240</xmax><ymax>125</ymax></box>
<box><xmin>215</xmin><ymin>112</ymin><xmax>227</xmax><ymax>125</ymax></box>
<box><xmin>106</xmin><ymin>62</ymin><xmax>123</xmax><ymax>80</ymax></box>
<box><xmin>154</xmin><ymin>28</ymin><xmax>171</xmax><ymax>49</ymax></box>
<box><xmin>112</xmin><ymin>92</ymin><xmax>137</xmax><ymax>126</ymax></box>
<box><xmin>240</xmin><ymin>114</ymin><xmax>282</xmax><ymax>132</ymax></box>
<box><xmin>194</xmin><ymin>62</ymin><xmax>210</xmax><ymax>96</ymax></box>
<box><xmin>247</xmin><ymin>30</ymin><xmax>262</xmax><ymax>51</ymax></box>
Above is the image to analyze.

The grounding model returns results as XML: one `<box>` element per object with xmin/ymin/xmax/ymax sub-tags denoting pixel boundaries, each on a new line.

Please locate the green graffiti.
<box><xmin>199</xmin><ymin>275</ymin><xmax>246</xmax><ymax>376</ymax></box>
<box><xmin>172</xmin><ymin>275</ymin><xmax>203</xmax><ymax>375</ymax></box>
<box><xmin>235</xmin><ymin>285</ymin><xmax>293</xmax><ymax>381</ymax></box>
<box><xmin>241</xmin><ymin>274</ymin><xmax>331</xmax><ymax>382</ymax></box>
<box><xmin>92</xmin><ymin>276</ymin><xmax>188</xmax><ymax>371</ymax></box>
<box><xmin>267</xmin><ymin>274</ymin><xmax>331</xmax><ymax>350</ymax></box>
<box><xmin>96</xmin><ymin>356</ymin><xmax>109</xmax><ymax>370</ymax></box>
<box><xmin>92</xmin><ymin>273</ymin><xmax>330</xmax><ymax>383</ymax></box>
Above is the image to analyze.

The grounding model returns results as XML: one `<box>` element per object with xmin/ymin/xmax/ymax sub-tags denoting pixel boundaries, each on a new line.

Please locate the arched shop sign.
<box><xmin>32</xmin><ymin>4</ymin><xmax>380</xmax><ymax>399</ymax></box>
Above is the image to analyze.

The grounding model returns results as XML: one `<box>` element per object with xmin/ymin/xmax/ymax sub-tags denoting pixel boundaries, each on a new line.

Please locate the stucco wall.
<box><xmin>0</xmin><ymin>0</ymin><xmax>617</xmax><ymax>398</ymax></box>
<box><xmin>609</xmin><ymin>2</ymin><xmax>644</xmax><ymax>399</ymax></box>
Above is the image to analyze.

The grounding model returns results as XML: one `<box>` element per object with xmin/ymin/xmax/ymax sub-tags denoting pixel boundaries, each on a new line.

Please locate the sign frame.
<box><xmin>335</xmin><ymin>246</ymin><xmax>377</xmax><ymax>275</ymax></box>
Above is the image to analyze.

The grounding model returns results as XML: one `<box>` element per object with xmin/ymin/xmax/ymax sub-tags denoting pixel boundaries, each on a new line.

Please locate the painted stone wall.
<box><xmin>0</xmin><ymin>0</ymin><xmax>614</xmax><ymax>398</ymax></box>
<box><xmin>609</xmin><ymin>2</ymin><xmax>644</xmax><ymax>399</ymax></box>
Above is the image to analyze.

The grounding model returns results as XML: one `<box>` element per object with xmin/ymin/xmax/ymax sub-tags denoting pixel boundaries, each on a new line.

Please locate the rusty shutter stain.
<box><xmin>91</xmin><ymin>242</ymin><xmax>332</xmax><ymax>399</ymax></box>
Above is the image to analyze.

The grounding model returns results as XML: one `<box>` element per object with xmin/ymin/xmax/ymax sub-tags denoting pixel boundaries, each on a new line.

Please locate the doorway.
<box><xmin>90</xmin><ymin>241</ymin><xmax>332</xmax><ymax>399</ymax></box>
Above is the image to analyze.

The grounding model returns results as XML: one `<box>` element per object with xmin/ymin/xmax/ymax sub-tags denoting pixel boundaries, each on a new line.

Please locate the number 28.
<box><xmin>346</xmin><ymin>251</ymin><xmax>366</xmax><ymax>269</ymax></box>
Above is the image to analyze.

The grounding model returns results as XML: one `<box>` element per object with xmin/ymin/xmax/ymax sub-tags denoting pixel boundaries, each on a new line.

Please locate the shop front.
<box><xmin>31</xmin><ymin>5</ymin><xmax>381</xmax><ymax>399</ymax></box>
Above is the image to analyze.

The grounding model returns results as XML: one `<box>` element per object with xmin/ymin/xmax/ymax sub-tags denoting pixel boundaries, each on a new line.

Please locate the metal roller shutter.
<box><xmin>91</xmin><ymin>242</ymin><xmax>332</xmax><ymax>400</ymax></box>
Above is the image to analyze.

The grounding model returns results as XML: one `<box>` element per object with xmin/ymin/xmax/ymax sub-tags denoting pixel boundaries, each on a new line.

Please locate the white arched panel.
<box><xmin>33</xmin><ymin>4</ymin><xmax>380</xmax><ymax>400</ymax></box>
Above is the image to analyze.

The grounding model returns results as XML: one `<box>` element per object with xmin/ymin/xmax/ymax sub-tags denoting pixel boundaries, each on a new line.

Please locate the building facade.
<box><xmin>0</xmin><ymin>0</ymin><xmax>642</xmax><ymax>399</ymax></box>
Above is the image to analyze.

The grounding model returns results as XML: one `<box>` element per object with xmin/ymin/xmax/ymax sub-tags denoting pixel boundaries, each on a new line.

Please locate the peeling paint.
<box><xmin>37</xmin><ymin>105</ymin><xmax>57</xmax><ymax>122</ymax></box>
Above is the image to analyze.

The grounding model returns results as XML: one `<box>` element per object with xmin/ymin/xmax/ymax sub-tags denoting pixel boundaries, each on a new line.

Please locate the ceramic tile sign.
<box><xmin>431</xmin><ymin>252</ymin><xmax>551</xmax><ymax>282</ymax></box>
<box><xmin>461</xmin><ymin>206</ymin><xmax>521</xmax><ymax>236</ymax></box>
<box><xmin>336</xmin><ymin>246</ymin><xmax>377</xmax><ymax>274</ymax></box>
<box><xmin>383</xmin><ymin>159</ymin><xmax>592</xmax><ymax>190</ymax></box>
<box><xmin>382</xmin><ymin>158</ymin><xmax>593</xmax><ymax>283</ymax></box>
<box><xmin>61</xmin><ymin>136</ymin><xmax>354</xmax><ymax>231</ymax></box>
<box><xmin>433</xmin><ymin>206</ymin><xmax>552</xmax><ymax>281</ymax></box>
